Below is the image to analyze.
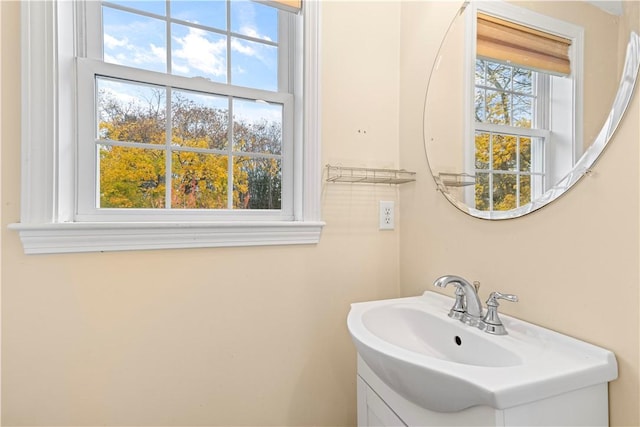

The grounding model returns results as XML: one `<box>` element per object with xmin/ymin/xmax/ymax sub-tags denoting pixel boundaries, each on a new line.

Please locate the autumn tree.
<box><xmin>98</xmin><ymin>89</ymin><xmax>282</xmax><ymax>210</ymax></box>
<box><xmin>99</xmin><ymin>89</ymin><xmax>167</xmax><ymax>208</ymax></box>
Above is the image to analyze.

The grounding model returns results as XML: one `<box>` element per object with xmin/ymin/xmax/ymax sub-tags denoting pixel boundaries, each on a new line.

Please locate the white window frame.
<box><xmin>10</xmin><ymin>0</ymin><xmax>323</xmax><ymax>254</ymax></box>
<box><xmin>463</xmin><ymin>1</ymin><xmax>584</xmax><ymax>211</ymax></box>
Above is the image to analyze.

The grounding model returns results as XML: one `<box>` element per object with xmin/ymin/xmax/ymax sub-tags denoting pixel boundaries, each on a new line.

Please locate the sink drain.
<box><xmin>454</xmin><ymin>336</ymin><xmax>462</xmax><ymax>346</ymax></box>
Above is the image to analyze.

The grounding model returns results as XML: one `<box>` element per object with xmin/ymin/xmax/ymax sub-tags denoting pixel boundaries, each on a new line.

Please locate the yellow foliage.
<box><xmin>100</xmin><ymin>124</ymin><xmax>278</xmax><ymax>210</ymax></box>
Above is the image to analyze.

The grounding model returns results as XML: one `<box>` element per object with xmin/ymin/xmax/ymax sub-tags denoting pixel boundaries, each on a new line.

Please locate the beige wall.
<box><xmin>400</xmin><ymin>1</ymin><xmax>640</xmax><ymax>426</ymax></box>
<box><xmin>3</xmin><ymin>0</ymin><xmax>638</xmax><ymax>425</ymax></box>
<box><xmin>1</xmin><ymin>1</ymin><xmax>401</xmax><ymax>425</ymax></box>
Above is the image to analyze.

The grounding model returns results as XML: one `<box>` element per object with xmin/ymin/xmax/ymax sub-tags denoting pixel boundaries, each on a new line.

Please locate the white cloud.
<box><xmin>104</xmin><ymin>33</ymin><xmax>129</xmax><ymax>50</ymax></box>
<box><xmin>240</xmin><ymin>26</ymin><xmax>272</xmax><ymax>42</ymax></box>
<box><xmin>149</xmin><ymin>44</ymin><xmax>167</xmax><ymax>63</ymax></box>
<box><xmin>103</xmin><ymin>29</ymin><xmax>166</xmax><ymax>72</ymax></box>
<box><xmin>231</xmin><ymin>39</ymin><xmax>257</xmax><ymax>57</ymax></box>
<box><xmin>172</xmin><ymin>28</ymin><xmax>227</xmax><ymax>77</ymax></box>
<box><xmin>171</xmin><ymin>62</ymin><xmax>191</xmax><ymax>75</ymax></box>
<box><xmin>231</xmin><ymin>1</ymin><xmax>274</xmax><ymax>42</ymax></box>
<box><xmin>103</xmin><ymin>20</ymin><xmax>273</xmax><ymax>80</ymax></box>
<box><xmin>126</xmin><ymin>47</ymin><xmax>164</xmax><ymax>69</ymax></box>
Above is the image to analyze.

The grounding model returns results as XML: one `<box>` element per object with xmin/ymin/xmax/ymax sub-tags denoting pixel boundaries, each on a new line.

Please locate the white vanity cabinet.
<box><xmin>356</xmin><ymin>356</ymin><xmax>610</xmax><ymax>427</ymax></box>
<box><xmin>348</xmin><ymin>292</ymin><xmax>617</xmax><ymax>427</ymax></box>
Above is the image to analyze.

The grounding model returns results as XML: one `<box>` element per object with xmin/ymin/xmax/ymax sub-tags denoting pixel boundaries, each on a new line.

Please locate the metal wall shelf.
<box><xmin>437</xmin><ymin>172</ymin><xmax>476</xmax><ymax>187</ymax></box>
<box><xmin>326</xmin><ymin>165</ymin><xmax>416</xmax><ymax>184</ymax></box>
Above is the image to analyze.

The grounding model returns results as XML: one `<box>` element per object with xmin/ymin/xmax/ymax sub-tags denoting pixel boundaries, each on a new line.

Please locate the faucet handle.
<box><xmin>489</xmin><ymin>291</ymin><xmax>518</xmax><ymax>304</ymax></box>
<box><xmin>473</xmin><ymin>281</ymin><xmax>480</xmax><ymax>293</ymax></box>
<box><xmin>481</xmin><ymin>291</ymin><xmax>518</xmax><ymax>335</ymax></box>
<box><xmin>433</xmin><ymin>275</ymin><xmax>484</xmax><ymax>326</ymax></box>
<box><xmin>448</xmin><ymin>287</ymin><xmax>466</xmax><ymax>321</ymax></box>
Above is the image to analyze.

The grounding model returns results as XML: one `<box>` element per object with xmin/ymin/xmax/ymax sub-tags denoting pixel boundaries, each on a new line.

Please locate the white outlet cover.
<box><xmin>379</xmin><ymin>201</ymin><xmax>395</xmax><ymax>230</ymax></box>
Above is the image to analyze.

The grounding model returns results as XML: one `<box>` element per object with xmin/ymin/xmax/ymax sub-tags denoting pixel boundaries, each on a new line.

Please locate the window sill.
<box><xmin>8</xmin><ymin>221</ymin><xmax>325</xmax><ymax>254</ymax></box>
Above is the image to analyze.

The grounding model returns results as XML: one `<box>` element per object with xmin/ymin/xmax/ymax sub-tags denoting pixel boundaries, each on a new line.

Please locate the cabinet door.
<box><xmin>357</xmin><ymin>357</ymin><xmax>501</xmax><ymax>426</ymax></box>
<box><xmin>357</xmin><ymin>377</ymin><xmax>406</xmax><ymax>427</ymax></box>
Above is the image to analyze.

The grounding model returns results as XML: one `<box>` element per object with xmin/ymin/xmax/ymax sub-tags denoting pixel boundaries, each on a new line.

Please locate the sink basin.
<box><xmin>347</xmin><ymin>291</ymin><xmax>618</xmax><ymax>412</ymax></box>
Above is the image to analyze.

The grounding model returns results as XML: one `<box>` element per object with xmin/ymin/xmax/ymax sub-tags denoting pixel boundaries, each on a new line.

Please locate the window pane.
<box><xmin>512</xmin><ymin>68</ymin><xmax>533</xmax><ymax>94</ymax></box>
<box><xmin>233</xmin><ymin>157</ymin><xmax>282</xmax><ymax>210</ymax></box>
<box><xmin>97</xmin><ymin>78</ymin><xmax>167</xmax><ymax>145</ymax></box>
<box><xmin>102</xmin><ymin>7</ymin><xmax>167</xmax><ymax>73</ymax></box>
<box><xmin>475</xmin><ymin>59</ymin><xmax>486</xmax><ymax>86</ymax></box>
<box><xmin>171</xmin><ymin>1</ymin><xmax>226</xmax><ymax>30</ymax></box>
<box><xmin>519</xmin><ymin>175</ymin><xmax>531</xmax><ymax>206</ymax></box>
<box><xmin>486</xmin><ymin>90</ymin><xmax>510</xmax><ymax>125</ymax></box>
<box><xmin>493</xmin><ymin>173</ymin><xmax>517</xmax><ymax>211</ymax></box>
<box><xmin>485</xmin><ymin>62</ymin><xmax>511</xmax><ymax>91</ymax></box>
<box><xmin>512</xmin><ymin>95</ymin><xmax>533</xmax><ymax>128</ymax></box>
<box><xmin>99</xmin><ymin>145</ymin><xmax>166</xmax><ymax>208</ymax></box>
<box><xmin>474</xmin><ymin>88</ymin><xmax>486</xmax><ymax>122</ymax></box>
<box><xmin>106</xmin><ymin>1</ymin><xmax>166</xmax><ymax>16</ymax></box>
<box><xmin>233</xmin><ymin>99</ymin><xmax>282</xmax><ymax>154</ymax></box>
<box><xmin>519</xmin><ymin>137</ymin><xmax>532</xmax><ymax>172</ymax></box>
<box><xmin>231</xmin><ymin>38</ymin><xmax>278</xmax><ymax>90</ymax></box>
<box><xmin>492</xmin><ymin>134</ymin><xmax>517</xmax><ymax>171</ymax></box>
<box><xmin>230</xmin><ymin>1</ymin><xmax>278</xmax><ymax>42</ymax></box>
<box><xmin>475</xmin><ymin>132</ymin><xmax>490</xmax><ymax>170</ymax></box>
<box><xmin>475</xmin><ymin>173</ymin><xmax>490</xmax><ymax>211</ymax></box>
<box><xmin>171</xmin><ymin>152</ymin><xmax>228</xmax><ymax>209</ymax></box>
<box><xmin>171</xmin><ymin>23</ymin><xmax>227</xmax><ymax>82</ymax></box>
<box><xmin>172</xmin><ymin>90</ymin><xmax>229</xmax><ymax>150</ymax></box>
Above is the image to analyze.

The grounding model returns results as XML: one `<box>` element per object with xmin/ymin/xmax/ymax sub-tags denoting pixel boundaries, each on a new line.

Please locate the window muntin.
<box><xmin>78</xmin><ymin>0</ymin><xmax>294</xmax><ymax>220</ymax></box>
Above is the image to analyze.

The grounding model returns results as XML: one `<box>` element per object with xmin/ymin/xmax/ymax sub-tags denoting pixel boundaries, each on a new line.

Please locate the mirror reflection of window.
<box><xmin>467</xmin><ymin>6</ymin><xmax>581</xmax><ymax>212</ymax></box>
<box><xmin>474</xmin><ymin>60</ymin><xmax>547</xmax><ymax>211</ymax></box>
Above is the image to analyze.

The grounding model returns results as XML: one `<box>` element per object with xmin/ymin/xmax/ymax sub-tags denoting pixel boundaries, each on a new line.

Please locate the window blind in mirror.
<box><xmin>477</xmin><ymin>13</ymin><xmax>572</xmax><ymax>76</ymax></box>
<box><xmin>255</xmin><ymin>0</ymin><xmax>302</xmax><ymax>13</ymax></box>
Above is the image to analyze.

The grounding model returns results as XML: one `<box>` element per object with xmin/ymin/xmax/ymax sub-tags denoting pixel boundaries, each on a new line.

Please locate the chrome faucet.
<box><xmin>434</xmin><ymin>275</ymin><xmax>483</xmax><ymax>327</ymax></box>
<box><xmin>434</xmin><ymin>275</ymin><xmax>519</xmax><ymax>335</ymax></box>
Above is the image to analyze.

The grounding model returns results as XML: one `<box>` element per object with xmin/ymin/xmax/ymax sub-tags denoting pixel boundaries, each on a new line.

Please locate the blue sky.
<box><xmin>103</xmin><ymin>1</ymin><xmax>279</xmax><ymax>90</ymax></box>
<box><xmin>100</xmin><ymin>1</ymin><xmax>282</xmax><ymax>131</ymax></box>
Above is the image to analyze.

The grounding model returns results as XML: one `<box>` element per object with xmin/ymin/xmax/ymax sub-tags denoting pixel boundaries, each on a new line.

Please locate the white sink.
<box><xmin>347</xmin><ymin>291</ymin><xmax>618</xmax><ymax>413</ymax></box>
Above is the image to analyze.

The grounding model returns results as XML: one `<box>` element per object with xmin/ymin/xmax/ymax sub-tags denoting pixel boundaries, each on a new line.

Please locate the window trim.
<box><xmin>10</xmin><ymin>0</ymin><xmax>324</xmax><ymax>254</ymax></box>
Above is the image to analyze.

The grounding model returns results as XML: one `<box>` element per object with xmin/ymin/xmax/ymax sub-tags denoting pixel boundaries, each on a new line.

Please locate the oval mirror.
<box><xmin>424</xmin><ymin>0</ymin><xmax>640</xmax><ymax>219</ymax></box>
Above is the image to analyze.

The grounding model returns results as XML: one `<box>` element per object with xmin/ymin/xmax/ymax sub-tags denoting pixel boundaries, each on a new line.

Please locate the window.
<box><xmin>11</xmin><ymin>0</ymin><xmax>323</xmax><ymax>254</ymax></box>
<box><xmin>464</xmin><ymin>2</ymin><xmax>583</xmax><ymax>215</ymax></box>
<box><xmin>79</xmin><ymin>0</ymin><xmax>294</xmax><ymax>220</ymax></box>
<box><xmin>474</xmin><ymin>60</ymin><xmax>547</xmax><ymax>211</ymax></box>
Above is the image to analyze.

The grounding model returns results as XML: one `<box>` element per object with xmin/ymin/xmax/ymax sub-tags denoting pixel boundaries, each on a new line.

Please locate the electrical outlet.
<box><xmin>379</xmin><ymin>201</ymin><xmax>395</xmax><ymax>230</ymax></box>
